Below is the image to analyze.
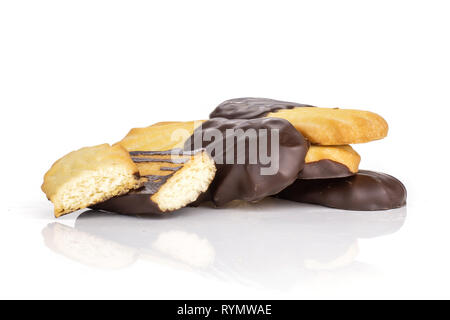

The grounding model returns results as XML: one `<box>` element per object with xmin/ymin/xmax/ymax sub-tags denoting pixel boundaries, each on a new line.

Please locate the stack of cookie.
<box><xmin>42</xmin><ymin>98</ymin><xmax>406</xmax><ymax>217</ymax></box>
<box><xmin>209</xmin><ymin>98</ymin><xmax>406</xmax><ymax>211</ymax></box>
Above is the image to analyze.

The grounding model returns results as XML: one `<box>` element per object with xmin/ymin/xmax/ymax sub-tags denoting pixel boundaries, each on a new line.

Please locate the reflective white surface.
<box><xmin>5</xmin><ymin>198</ymin><xmax>441</xmax><ymax>299</ymax></box>
<box><xmin>3</xmin><ymin>189</ymin><xmax>450</xmax><ymax>299</ymax></box>
<box><xmin>42</xmin><ymin>200</ymin><xmax>407</xmax><ymax>287</ymax></box>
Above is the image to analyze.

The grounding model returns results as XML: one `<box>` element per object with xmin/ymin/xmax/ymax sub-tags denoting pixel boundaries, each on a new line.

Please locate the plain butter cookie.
<box><xmin>42</xmin><ymin>144</ymin><xmax>143</xmax><ymax>217</ymax></box>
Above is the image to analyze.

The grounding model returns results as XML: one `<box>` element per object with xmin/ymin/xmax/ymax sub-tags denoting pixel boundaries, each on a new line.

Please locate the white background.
<box><xmin>0</xmin><ymin>0</ymin><xmax>449</xmax><ymax>299</ymax></box>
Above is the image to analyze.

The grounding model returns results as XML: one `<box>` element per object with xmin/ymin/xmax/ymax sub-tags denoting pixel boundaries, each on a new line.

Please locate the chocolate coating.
<box><xmin>184</xmin><ymin>117</ymin><xmax>309</xmax><ymax>206</ymax></box>
<box><xmin>299</xmin><ymin>160</ymin><xmax>354</xmax><ymax>180</ymax></box>
<box><xmin>277</xmin><ymin>170</ymin><xmax>407</xmax><ymax>211</ymax></box>
<box><xmin>91</xmin><ymin>192</ymin><xmax>164</xmax><ymax>215</ymax></box>
<box><xmin>210</xmin><ymin>97</ymin><xmax>314</xmax><ymax>119</ymax></box>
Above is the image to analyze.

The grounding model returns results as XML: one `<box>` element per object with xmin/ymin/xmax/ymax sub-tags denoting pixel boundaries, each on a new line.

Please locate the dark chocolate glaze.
<box><xmin>132</xmin><ymin>174</ymin><xmax>174</xmax><ymax>194</ymax></box>
<box><xmin>91</xmin><ymin>193</ymin><xmax>164</xmax><ymax>215</ymax></box>
<box><xmin>91</xmin><ymin>151</ymin><xmax>196</xmax><ymax>215</ymax></box>
<box><xmin>188</xmin><ymin>189</ymin><xmax>213</xmax><ymax>207</ymax></box>
<box><xmin>160</xmin><ymin>166</ymin><xmax>183</xmax><ymax>171</ymax></box>
<box><xmin>299</xmin><ymin>160</ymin><xmax>354</xmax><ymax>180</ymax></box>
<box><xmin>131</xmin><ymin>157</ymin><xmax>189</xmax><ymax>164</ymax></box>
<box><xmin>210</xmin><ymin>97</ymin><xmax>315</xmax><ymax>119</ymax></box>
<box><xmin>277</xmin><ymin>170</ymin><xmax>407</xmax><ymax>211</ymax></box>
<box><xmin>184</xmin><ymin>117</ymin><xmax>309</xmax><ymax>206</ymax></box>
<box><xmin>130</xmin><ymin>149</ymin><xmax>198</xmax><ymax>156</ymax></box>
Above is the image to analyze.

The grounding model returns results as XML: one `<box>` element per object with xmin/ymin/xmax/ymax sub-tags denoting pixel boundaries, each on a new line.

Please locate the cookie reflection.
<box><xmin>42</xmin><ymin>198</ymin><xmax>406</xmax><ymax>288</ymax></box>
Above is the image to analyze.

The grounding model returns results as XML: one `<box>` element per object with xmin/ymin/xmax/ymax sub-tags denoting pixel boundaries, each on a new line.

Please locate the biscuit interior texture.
<box><xmin>131</xmin><ymin>150</ymin><xmax>216</xmax><ymax>212</ymax></box>
<box><xmin>306</xmin><ymin>145</ymin><xmax>361</xmax><ymax>173</ymax></box>
<box><xmin>117</xmin><ymin>121</ymin><xmax>204</xmax><ymax>152</ymax></box>
<box><xmin>42</xmin><ymin>144</ymin><xmax>142</xmax><ymax>217</ymax></box>
<box><xmin>267</xmin><ymin>107</ymin><xmax>388</xmax><ymax>145</ymax></box>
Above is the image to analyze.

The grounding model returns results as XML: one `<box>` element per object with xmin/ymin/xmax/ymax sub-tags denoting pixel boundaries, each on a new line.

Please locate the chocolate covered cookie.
<box><xmin>210</xmin><ymin>98</ymin><xmax>388</xmax><ymax>145</ymax></box>
<box><xmin>184</xmin><ymin>117</ymin><xmax>309</xmax><ymax>206</ymax></box>
<box><xmin>92</xmin><ymin>149</ymin><xmax>216</xmax><ymax>215</ymax></box>
<box><xmin>301</xmin><ymin>145</ymin><xmax>360</xmax><ymax>179</ymax></box>
<box><xmin>277</xmin><ymin>170</ymin><xmax>406</xmax><ymax>211</ymax></box>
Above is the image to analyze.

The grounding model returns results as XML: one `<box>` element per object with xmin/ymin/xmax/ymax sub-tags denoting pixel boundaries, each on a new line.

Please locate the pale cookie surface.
<box><xmin>210</xmin><ymin>98</ymin><xmax>388</xmax><ymax>145</ymax></box>
<box><xmin>116</xmin><ymin>121</ymin><xmax>204</xmax><ymax>151</ymax></box>
<box><xmin>42</xmin><ymin>144</ymin><xmax>142</xmax><ymax>217</ymax></box>
<box><xmin>268</xmin><ymin>108</ymin><xmax>388</xmax><ymax>145</ymax></box>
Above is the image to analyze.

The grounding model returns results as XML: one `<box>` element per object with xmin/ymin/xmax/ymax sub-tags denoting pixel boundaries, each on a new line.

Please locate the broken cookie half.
<box><xmin>92</xmin><ymin>149</ymin><xmax>216</xmax><ymax>215</ymax></box>
<box><xmin>42</xmin><ymin>144</ymin><xmax>144</xmax><ymax>218</ymax></box>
